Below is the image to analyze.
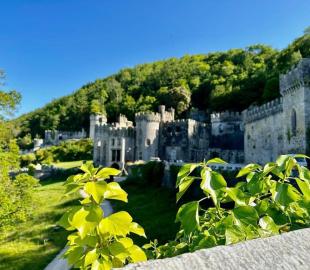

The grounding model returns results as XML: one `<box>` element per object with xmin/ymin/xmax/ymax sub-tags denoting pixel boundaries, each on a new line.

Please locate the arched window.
<box><xmin>291</xmin><ymin>109</ymin><xmax>297</xmax><ymax>136</ymax></box>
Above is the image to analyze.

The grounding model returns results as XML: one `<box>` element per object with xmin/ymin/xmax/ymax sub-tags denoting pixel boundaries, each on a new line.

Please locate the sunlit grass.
<box><xmin>113</xmin><ymin>181</ymin><xmax>179</xmax><ymax>245</ymax></box>
<box><xmin>52</xmin><ymin>160</ymin><xmax>89</xmax><ymax>169</ymax></box>
<box><xmin>0</xmin><ymin>177</ymin><xmax>79</xmax><ymax>270</ymax></box>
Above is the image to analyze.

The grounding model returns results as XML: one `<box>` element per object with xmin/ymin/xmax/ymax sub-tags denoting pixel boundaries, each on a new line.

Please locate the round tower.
<box><xmin>135</xmin><ymin>112</ymin><xmax>161</xmax><ymax>161</ymax></box>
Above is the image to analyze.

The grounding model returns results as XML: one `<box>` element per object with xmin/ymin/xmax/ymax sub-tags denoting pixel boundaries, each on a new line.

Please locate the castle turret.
<box><xmin>280</xmin><ymin>58</ymin><xmax>310</xmax><ymax>155</ymax></box>
<box><xmin>135</xmin><ymin>112</ymin><xmax>161</xmax><ymax>161</ymax></box>
<box><xmin>90</xmin><ymin>114</ymin><xmax>107</xmax><ymax>140</ymax></box>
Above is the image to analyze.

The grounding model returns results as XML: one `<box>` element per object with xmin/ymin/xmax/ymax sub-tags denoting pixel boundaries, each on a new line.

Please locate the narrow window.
<box><xmin>146</xmin><ymin>139</ymin><xmax>151</xmax><ymax>146</ymax></box>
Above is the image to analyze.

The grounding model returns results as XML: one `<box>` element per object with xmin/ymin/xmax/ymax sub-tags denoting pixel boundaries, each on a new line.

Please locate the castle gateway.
<box><xmin>91</xmin><ymin>59</ymin><xmax>310</xmax><ymax>167</ymax></box>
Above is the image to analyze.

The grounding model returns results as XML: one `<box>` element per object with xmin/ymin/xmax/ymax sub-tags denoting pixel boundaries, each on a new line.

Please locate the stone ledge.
<box><xmin>122</xmin><ymin>228</ymin><xmax>310</xmax><ymax>270</ymax></box>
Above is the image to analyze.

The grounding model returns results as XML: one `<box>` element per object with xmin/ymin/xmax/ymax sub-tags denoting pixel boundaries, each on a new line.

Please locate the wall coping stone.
<box><xmin>122</xmin><ymin>228</ymin><xmax>310</xmax><ymax>270</ymax></box>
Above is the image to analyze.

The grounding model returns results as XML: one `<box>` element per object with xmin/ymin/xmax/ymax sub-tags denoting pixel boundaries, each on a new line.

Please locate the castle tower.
<box><xmin>280</xmin><ymin>58</ymin><xmax>310</xmax><ymax>155</ymax></box>
<box><xmin>135</xmin><ymin>112</ymin><xmax>161</xmax><ymax>161</ymax></box>
<box><xmin>89</xmin><ymin>114</ymin><xmax>107</xmax><ymax>140</ymax></box>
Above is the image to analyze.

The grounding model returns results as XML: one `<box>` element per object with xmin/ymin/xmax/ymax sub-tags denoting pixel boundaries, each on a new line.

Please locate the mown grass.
<box><xmin>0</xmin><ymin>177</ymin><xmax>79</xmax><ymax>270</ymax></box>
<box><xmin>52</xmin><ymin>160</ymin><xmax>87</xmax><ymax>169</ymax></box>
<box><xmin>113</xmin><ymin>181</ymin><xmax>179</xmax><ymax>246</ymax></box>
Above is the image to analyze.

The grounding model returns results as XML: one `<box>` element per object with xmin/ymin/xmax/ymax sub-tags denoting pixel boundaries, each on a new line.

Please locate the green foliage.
<box><xmin>21</xmin><ymin>139</ymin><xmax>93</xmax><ymax>166</ymax></box>
<box><xmin>0</xmin><ymin>171</ymin><xmax>40</xmax><ymax>229</ymax></box>
<box><xmin>13</xmin><ymin>33</ymin><xmax>310</xmax><ymax>137</ymax></box>
<box><xmin>17</xmin><ymin>133</ymin><xmax>34</xmax><ymax>150</ymax></box>
<box><xmin>59</xmin><ymin>163</ymin><xmax>147</xmax><ymax>269</ymax></box>
<box><xmin>144</xmin><ymin>155</ymin><xmax>310</xmax><ymax>259</ymax></box>
<box><xmin>127</xmin><ymin>161</ymin><xmax>165</xmax><ymax>187</ymax></box>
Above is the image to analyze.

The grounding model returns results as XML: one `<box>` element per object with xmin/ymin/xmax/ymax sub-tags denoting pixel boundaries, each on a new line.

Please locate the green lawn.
<box><xmin>113</xmin><ymin>181</ymin><xmax>179</xmax><ymax>246</ymax></box>
<box><xmin>52</xmin><ymin>160</ymin><xmax>88</xmax><ymax>169</ymax></box>
<box><xmin>0</xmin><ymin>177</ymin><xmax>79</xmax><ymax>270</ymax></box>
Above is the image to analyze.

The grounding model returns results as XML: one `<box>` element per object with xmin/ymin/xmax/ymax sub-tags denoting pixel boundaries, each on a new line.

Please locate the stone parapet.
<box><xmin>211</xmin><ymin>111</ymin><xmax>243</xmax><ymax>123</ymax></box>
<box><xmin>135</xmin><ymin>112</ymin><xmax>161</xmax><ymax>122</ymax></box>
<box><xmin>122</xmin><ymin>228</ymin><xmax>310</xmax><ymax>270</ymax></box>
<box><xmin>95</xmin><ymin>125</ymin><xmax>135</xmax><ymax>137</ymax></box>
<box><xmin>243</xmin><ymin>98</ymin><xmax>283</xmax><ymax>123</ymax></box>
<box><xmin>280</xmin><ymin>58</ymin><xmax>310</xmax><ymax>95</ymax></box>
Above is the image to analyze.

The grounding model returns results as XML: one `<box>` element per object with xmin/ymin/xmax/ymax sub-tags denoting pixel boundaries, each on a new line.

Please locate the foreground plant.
<box><xmin>144</xmin><ymin>155</ymin><xmax>310</xmax><ymax>258</ymax></box>
<box><xmin>59</xmin><ymin>162</ymin><xmax>147</xmax><ymax>269</ymax></box>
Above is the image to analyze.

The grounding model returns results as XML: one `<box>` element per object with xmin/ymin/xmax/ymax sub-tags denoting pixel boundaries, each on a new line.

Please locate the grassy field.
<box><xmin>52</xmin><ymin>160</ymin><xmax>87</xmax><ymax>169</ymax></box>
<box><xmin>0</xmin><ymin>177</ymin><xmax>79</xmax><ymax>270</ymax></box>
<box><xmin>113</xmin><ymin>181</ymin><xmax>179</xmax><ymax>246</ymax></box>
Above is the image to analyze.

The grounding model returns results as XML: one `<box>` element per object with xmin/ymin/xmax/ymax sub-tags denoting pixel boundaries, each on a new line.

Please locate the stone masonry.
<box><xmin>90</xmin><ymin>58</ymin><xmax>310</xmax><ymax>167</ymax></box>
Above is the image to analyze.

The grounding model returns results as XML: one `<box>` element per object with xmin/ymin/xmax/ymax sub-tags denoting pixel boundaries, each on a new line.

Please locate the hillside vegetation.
<box><xmin>14</xmin><ymin>33</ymin><xmax>310</xmax><ymax>138</ymax></box>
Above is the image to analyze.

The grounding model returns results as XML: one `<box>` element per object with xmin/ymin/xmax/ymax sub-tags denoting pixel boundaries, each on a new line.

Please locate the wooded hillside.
<box><xmin>14</xmin><ymin>33</ymin><xmax>310</xmax><ymax>138</ymax></box>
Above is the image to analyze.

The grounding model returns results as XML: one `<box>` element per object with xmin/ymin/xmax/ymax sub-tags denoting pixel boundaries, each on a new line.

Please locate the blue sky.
<box><xmin>1</xmin><ymin>0</ymin><xmax>309</xmax><ymax>116</ymax></box>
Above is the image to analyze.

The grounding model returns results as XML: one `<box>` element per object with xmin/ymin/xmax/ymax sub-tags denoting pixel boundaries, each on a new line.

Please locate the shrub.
<box><xmin>20</xmin><ymin>139</ymin><xmax>93</xmax><ymax>166</ymax></box>
<box><xmin>144</xmin><ymin>155</ymin><xmax>310</xmax><ymax>259</ymax></box>
<box><xmin>0</xmin><ymin>172</ymin><xmax>39</xmax><ymax>229</ymax></box>
<box><xmin>59</xmin><ymin>163</ymin><xmax>147</xmax><ymax>269</ymax></box>
<box><xmin>127</xmin><ymin>161</ymin><xmax>165</xmax><ymax>187</ymax></box>
<box><xmin>20</xmin><ymin>153</ymin><xmax>36</xmax><ymax>167</ymax></box>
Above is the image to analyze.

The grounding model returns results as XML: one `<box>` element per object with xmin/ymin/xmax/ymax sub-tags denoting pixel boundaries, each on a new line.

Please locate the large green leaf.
<box><xmin>237</xmin><ymin>164</ymin><xmax>261</xmax><ymax>178</ymax></box>
<box><xmin>84</xmin><ymin>248</ymin><xmax>99</xmax><ymax>267</ymax></box>
<box><xmin>109</xmin><ymin>241</ymin><xmax>129</xmax><ymax>262</ymax></box>
<box><xmin>96</xmin><ymin>167</ymin><xmax>120</xmax><ymax>180</ymax></box>
<box><xmin>91</xmin><ymin>259</ymin><xmax>112</xmax><ymax>270</ymax></box>
<box><xmin>176</xmin><ymin>163</ymin><xmax>199</xmax><ymax>187</ymax></box>
<box><xmin>65</xmin><ymin>182</ymin><xmax>83</xmax><ymax>196</ymax></box>
<box><xmin>206</xmin><ymin>158</ymin><xmax>227</xmax><ymax>165</ymax></box>
<box><xmin>200</xmin><ymin>169</ymin><xmax>226</xmax><ymax>206</ymax></box>
<box><xmin>128</xmin><ymin>245</ymin><xmax>147</xmax><ymax>263</ymax></box>
<box><xmin>58</xmin><ymin>206</ymin><xmax>81</xmax><ymax>230</ymax></box>
<box><xmin>99</xmin><ymin>211</ymin><xmax>132</xmax><ymax>236</ymax></box>
<box><xmin>64</xmin><ymin>245</ymin><xmax>84</xmax><ymax>266</ymax></box>
<box><xmin>246</xmin><ymin>173</ymin><xmax>269</xmax><ymax>195</ymax></box>
<box><xmin>129</xmin><ymin>222</ymin><xmax>146</xmax><ymax>237</ymax></box>
<box><xmin>225</xmin><ymin>225</ymin><xmax>246</xmax><ymax>245</ymax></box>
<box><xmin>259</xmin><ymin>216</ymin><xmax>279</xmax><ymax>235</ymax></box>
<box><xmin>176</xmin><ymin>176</ymin><xmax>195</xmax><ymax>202</ymax></box>
<box><xmin>84</xmin><ymin>181</ymin><xmax>107</xmax><ymax>203</ymax></box>
<box><xmin>104</xmin><ymin>182</ymin><xmax>128</xmax><ymax>202</ymax></box>
<box><xmin>232</xmin><ymin>206</ymin><xmax>259</xmax><ymax>226</ymax></box>
<box><xmin>295</xmin><ymin>178</ymin><xmax>310</xmax><ymax>200</ymax></box>
<box><xmin>271</xmin><ymin>183</ymin><xmax>302</xmax><ymax>207</ymax></box>
<box><xmin>69</xmin><ymin>205</ymin><xmax>103</xmax><ymax>238</ymax></box>
<box><xmin>176</xmin><ymin>201</ymin><xmax>200</xmax><ymax>235</ymax></box>
<box><xmin>297</xmin><ymin>166</ymin><xmax>310</xmax><ymax>181</ymax></box>
<box><xmin>225</xmin><ymin>187</ymin><xmax>250</xmax><ymax>206</ymax></box>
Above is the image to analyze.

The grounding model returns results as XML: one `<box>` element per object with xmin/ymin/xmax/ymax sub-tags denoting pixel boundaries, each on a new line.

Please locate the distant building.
<box><xmin>44</xmin><ymin>129</ymin><xmax>87</xmax><ymax>145</ymax></box>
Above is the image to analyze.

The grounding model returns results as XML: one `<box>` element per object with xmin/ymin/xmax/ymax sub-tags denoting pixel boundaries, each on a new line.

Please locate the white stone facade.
<box><xmin>243</xmin><ymin>58</ymin><xmax>310</xmax><ymax>163</ymax></box>
<box><xmin>92</xmin><ymin>59</ymin><xmax>310</xmax><ymax>166</ymax></box>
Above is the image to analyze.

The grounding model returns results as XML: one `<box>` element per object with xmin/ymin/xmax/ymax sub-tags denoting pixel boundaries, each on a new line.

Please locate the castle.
<box><xmin>89</xmin><ymin>59</ymin><xmax>310</xmax><ymax>168</ymax></box>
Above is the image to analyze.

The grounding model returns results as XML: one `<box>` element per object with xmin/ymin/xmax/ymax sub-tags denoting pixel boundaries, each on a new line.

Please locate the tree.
<box><xmin>0</xmin><ymin>69</ymin><xmax>39</xmax><ymax>230</ymax></box>
<box><xmin>159</xmin><ymin>85</ymin><xmax>191</xmax><ymax>116</ymax></box>
<box><xmin>304</xmin><ymin>26</ymin><xmax>310</xmax><ymax>35</ymax></box>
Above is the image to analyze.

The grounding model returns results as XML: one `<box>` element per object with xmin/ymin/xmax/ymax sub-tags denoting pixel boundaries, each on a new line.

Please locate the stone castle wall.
<box><xmin>91</xmin><ymin>59</ymin><xmax>310</xmax><ymax>166</ymax></box>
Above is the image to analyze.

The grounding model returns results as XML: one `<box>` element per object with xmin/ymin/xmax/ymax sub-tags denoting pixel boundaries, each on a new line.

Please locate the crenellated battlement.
<box><xmin>211</xmin><ymin>111</ymin><xmax>243</xmax><ymax>123</ymax></box>
<box><xmin>95</xmin><ymin>124</ymin><xmax>135</xmax><ymax>137</ymax></box>
<box><xmin>135</xmin><ymin>112</ymin><xmax>161</xmax><ymax>122</ymax></box>
<box><xmin>243</xmin><ymin>97</ymin><xmax>283</xmax><ymax>123</ymax></box>
<box><xmin>280</xmin><ymin>58</ymin><xmax>310</xmax><ymax>95</ymax></box>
